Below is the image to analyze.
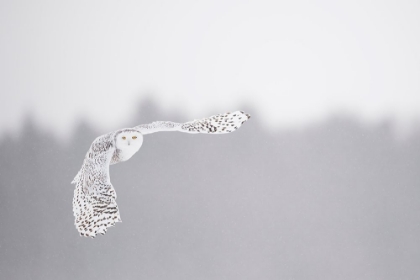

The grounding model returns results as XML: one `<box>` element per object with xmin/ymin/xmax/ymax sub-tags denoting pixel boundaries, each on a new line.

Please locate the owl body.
<box><xmin>72</xmin><ymin>111</ymin><xmax>250</xmax><ymax>237</ymax></box>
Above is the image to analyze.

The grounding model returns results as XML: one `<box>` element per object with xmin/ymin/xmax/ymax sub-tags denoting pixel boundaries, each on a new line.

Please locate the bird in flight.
<box><xmin>72</xmin><ymin>111</ymin><xmax>251</xmax><ymax>237</ymax></box>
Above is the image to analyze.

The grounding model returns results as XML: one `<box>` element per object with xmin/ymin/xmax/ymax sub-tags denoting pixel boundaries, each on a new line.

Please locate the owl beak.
<box><xmin>127</xmin><ymin>140</ymin><xmax>131</xmax><ymax>146</ymax></box>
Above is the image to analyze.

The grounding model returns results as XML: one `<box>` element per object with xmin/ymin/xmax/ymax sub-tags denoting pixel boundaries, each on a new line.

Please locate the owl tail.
<box><xmin>73</xmin><ymin>181</ymin><xmax>121</xmax><ymax>238</ymax></box>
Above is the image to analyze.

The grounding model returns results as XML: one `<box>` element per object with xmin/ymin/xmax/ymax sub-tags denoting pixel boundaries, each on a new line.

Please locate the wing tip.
<box><xmin>234</xmin><ymin>110</ymin><xmax>251</xmax><ymax>119</ymax></box>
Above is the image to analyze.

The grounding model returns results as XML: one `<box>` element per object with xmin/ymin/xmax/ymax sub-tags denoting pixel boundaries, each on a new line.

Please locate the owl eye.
<box><xmin>132</xmin><ymin>136</ymin><xmax>137</xmax><ymax>140</ymax></box>
<box><xmin>122</xmin><ymin>136</ymin><xmax>126</xmax><ymax>140</ymax></box>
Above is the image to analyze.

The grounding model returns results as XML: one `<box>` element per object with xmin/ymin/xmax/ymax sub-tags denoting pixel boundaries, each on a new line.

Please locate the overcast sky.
<box><xmin>1</xmin><ymin>0</ymin><xmax>419</xmax><ymax>137</ymax></box>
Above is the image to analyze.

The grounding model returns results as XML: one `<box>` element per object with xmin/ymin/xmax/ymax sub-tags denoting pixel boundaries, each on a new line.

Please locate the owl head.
<box><xmin>115</xmin><ymin>129</ymin><xmax>143</xmax><ymax>150</ymax></box>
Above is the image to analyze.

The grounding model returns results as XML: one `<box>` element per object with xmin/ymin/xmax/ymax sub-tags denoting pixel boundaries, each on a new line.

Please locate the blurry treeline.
<box><xmin>0</xmin><ymin>99</ymin><xmax>419</xmax><ymax>280</ymax></box>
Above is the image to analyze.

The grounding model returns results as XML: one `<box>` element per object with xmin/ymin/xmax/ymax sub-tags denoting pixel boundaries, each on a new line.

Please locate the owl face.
<box><xmin>115</xmin><ymin>130</ymin><xmax>143</xmax><ymax>150</ymax></box>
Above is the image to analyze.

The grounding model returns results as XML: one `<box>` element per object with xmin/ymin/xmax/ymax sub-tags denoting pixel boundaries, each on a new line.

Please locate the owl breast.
<box><xmin>112</xmin><ymin>145</ymin><xmax>141</xmax><ymax>163</ymax></box>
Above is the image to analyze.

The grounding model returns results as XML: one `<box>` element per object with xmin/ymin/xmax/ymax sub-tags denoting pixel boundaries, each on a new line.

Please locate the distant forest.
<box><xmin>1</xmin><ymin>99</ymin><xmax>419</xmax><ymax>280</ymax></box>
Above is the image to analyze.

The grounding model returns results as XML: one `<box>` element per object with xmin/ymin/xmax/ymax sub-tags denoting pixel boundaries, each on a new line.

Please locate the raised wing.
<box><xmin>135</xmin><ymin>111</ymin><xmax>251</xmax><ymax>135</ymax></box>
<box><xmin>72</xmin><ymin>132</ymin><xmax>121</xmax><ymax>237</ymax></box>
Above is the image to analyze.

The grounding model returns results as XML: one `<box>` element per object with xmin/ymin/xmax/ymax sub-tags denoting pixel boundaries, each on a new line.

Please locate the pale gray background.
<box><xmin>1</xmin><ymin>0</ymin><xmax>420</xmax><ymax>135</ymax></box>
<box><xmin>1</xmin><ymin>1</ymin><xmax>420</xmax><ymax>279</ymax></box>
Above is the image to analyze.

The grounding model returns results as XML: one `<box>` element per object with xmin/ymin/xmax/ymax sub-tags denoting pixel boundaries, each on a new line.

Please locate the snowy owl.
<box><xmin>72</xmin><ymin>111</ymin><xmax>251</xmax><ymax>237</ymax></box>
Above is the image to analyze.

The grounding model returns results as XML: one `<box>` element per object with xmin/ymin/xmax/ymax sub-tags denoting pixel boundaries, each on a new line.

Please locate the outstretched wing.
<box><xmin>72</xmin><ymin>132</ymin><xmax>121</xmax><ymax>237</ymax></box>
<box><xmin>134</xmin><ymin>111</ymin><xmax>251</xmax><ymax>135</ymax></box>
